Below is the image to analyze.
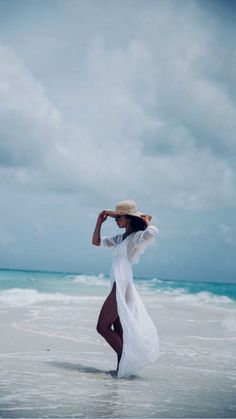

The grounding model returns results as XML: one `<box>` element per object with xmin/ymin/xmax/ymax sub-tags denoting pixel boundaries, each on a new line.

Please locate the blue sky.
<box><xmin>0</xmin><ymin>0</ymin><xmax>235</xmax><ymax>283</ymax></box>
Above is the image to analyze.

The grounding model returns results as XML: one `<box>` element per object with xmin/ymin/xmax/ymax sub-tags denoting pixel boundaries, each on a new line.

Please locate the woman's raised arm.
<box><xmin>92</xmin><ymin>210</ymin><xmax>108</xmax><ymax>246</ymax></box>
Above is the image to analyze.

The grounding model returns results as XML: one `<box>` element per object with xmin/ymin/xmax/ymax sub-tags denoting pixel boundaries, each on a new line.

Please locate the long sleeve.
<box><xmin>133</xmin><ymin>225</ymin><xmax>159</xmax><ymax>247</ymax></box>
<box><xmin>127</xmin><ymin>225</ymin><xmax>159</xmax><ymax>265</ymax></box>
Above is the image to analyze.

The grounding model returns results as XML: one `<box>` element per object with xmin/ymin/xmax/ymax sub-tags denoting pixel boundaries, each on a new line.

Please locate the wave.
<box><xmin>0</xmin><ymin>287</ymin><xmax>235</xmax><ymax>310</ymax></box>
<box><xmin>156</xmin><ymin>289</ymin><xmax>232</xmax><ymax>303</ymax></box>
<box><xmin>0</xmin><ymin>288</ymin><xmax>103</xmax><ymax>308</ymax></box>
<box><xmin>136</xmin><ymin>277</ymin><xmax>236</xmax><ymax>302</ymax></box>
<box><xmin>70</xmin><ymin>273</ymin><xmax>108</xmax><ymax>287</ymax></box>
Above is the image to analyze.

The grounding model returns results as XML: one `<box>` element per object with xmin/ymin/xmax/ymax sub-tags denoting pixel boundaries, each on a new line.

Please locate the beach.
<box><xmin>0</xmin><ymin>270</ymin><xmax>236</xmax><ymax>418</ymax></box>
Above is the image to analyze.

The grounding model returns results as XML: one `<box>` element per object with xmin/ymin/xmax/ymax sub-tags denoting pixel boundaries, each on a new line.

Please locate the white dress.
<box><xmin>100</xmin><ymin>225</ymin><xmax>160</xmax><ymax>378</ymax></box>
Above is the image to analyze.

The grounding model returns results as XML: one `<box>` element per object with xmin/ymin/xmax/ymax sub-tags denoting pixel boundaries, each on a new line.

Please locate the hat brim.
<box><xmin>105</xmin><ymin>210</ymin><xmax>152</xmax><ymax>223</ymax></box>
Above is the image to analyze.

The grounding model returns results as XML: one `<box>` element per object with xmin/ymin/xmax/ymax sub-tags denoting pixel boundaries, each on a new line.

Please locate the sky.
<box><xmin>0</xmin><ymin>0</ymin><xmax>236</xmax><ymax>283</ymax></box>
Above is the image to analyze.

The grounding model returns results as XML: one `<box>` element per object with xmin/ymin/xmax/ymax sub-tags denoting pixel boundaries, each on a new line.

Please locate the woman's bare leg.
<box><xmin>96</xmin><ymin>282</ymin><xmax>123</xmax><ymax>370</ymax></box>
<box><xmin>113</xmin><ymin>316</ymin><xmax>123</xmax><ymax>370</ymax></box>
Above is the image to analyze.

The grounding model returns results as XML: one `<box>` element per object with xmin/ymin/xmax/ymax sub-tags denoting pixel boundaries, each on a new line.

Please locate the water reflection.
<box><xmin>47</xmin><ymin>360</ymin><xmax>144</xmax><ymax>417</ymax></box>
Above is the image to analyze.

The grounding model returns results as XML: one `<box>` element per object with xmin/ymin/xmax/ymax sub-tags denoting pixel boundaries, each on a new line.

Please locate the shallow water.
<box><xmin>0</xmin><ymin>269</ymin><xmax>236</xmax><ymax>418</ymax></box>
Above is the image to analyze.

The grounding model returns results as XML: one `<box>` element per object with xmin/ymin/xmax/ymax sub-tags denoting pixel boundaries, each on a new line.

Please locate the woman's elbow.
<box><xmin>92</xmin><ymin>239</ymin><xmax>100</xmax><ymax>246</ymax></box>
<box><xmin>147</xmin><ymin>225</ymin><xmax>159</xmax><ymax>236</ymax></box>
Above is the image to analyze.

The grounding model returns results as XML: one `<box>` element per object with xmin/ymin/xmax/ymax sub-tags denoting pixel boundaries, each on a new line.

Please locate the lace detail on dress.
<box><xmin>127</xmin><ymin>225</ymin><xmax>159</xmax><ymax>264</ymax></box>
<box><xmin>100</xmin><ymin>226</ymin><xmax>159</xmax><ymax>264</ymax></box>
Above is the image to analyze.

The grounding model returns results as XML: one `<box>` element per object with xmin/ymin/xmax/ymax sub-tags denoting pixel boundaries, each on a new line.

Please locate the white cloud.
<box><xmin>0</xmin><ymin>43</ymin><xmax>63</xmax><ymax>189</ymax></box>
<box><xmin>0</xmin><ymin>1</ymin><xmax>235</xmax><ymax>213</ymax></box>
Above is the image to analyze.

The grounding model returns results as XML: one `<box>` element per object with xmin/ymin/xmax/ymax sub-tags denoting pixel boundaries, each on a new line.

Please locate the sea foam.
<box><xmin>71</xmin><ymin>273</ymin><xmax>108</xmax><ymax>287</ymax></box>
<box><xmin>0</xmin><ymin>286</ymin><xmax>234</xmax><ymax>310</ymax></box>
<box><xmin>0</xmin><ymin>288</ymin><xmax>102</xmax><ymax>307</ymax></box>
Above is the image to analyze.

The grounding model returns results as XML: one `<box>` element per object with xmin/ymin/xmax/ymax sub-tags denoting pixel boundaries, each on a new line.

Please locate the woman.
<box><xmin>92</xmin><ymin>200</ymin><xmax>159</xmax><ymax>378</ymax></box>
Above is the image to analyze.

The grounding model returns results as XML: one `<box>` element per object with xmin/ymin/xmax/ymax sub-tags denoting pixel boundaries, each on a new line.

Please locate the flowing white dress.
<box><xmin>100</xmin><ymin>225</ymin><xmax>160</xmax><ymax>378</ymax></box>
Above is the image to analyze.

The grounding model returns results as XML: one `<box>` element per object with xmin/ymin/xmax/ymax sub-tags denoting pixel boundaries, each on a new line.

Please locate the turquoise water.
<box><xmin>0</xmin><ymin>268</ymin><xmax>235</xmax><ymax>300</ymax></box>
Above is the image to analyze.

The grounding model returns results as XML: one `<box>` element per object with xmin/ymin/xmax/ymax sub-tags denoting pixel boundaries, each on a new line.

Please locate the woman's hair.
<box><xmin>125</xmin><ymin>215</ymin><xmax>147</xmax><ymax>232</ymax></box>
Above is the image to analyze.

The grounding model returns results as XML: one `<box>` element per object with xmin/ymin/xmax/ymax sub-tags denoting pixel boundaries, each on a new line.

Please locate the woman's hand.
<box><xmin>97</xmin><ymin>210</ymin><xmax>109</xmax><ymax>225</ymax></box>
<box><xmin>92</xmin><ymin>210</ymin><xmax>109</xmax><ymax>246</ymax></box>
<box><xmin>141</xmin><ymin>214</ymin><xmax>152</xmax><ymax>225</ymax></box>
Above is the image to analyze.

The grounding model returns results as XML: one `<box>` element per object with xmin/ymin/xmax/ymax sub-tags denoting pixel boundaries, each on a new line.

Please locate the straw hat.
<box><xmin>106</xmin><ymin>200</ymin><xmax>152</xmax><ymax>222</ymax></box>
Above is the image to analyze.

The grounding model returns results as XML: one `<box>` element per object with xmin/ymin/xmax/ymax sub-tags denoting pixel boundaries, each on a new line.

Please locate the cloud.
<box><xmin>0</xmin><ymin>43</ymin><xmax>64</xmax><ymax>191</ymax></box>
<box><xmin>0</xmin><ymin>0</ymin><xmax>235</xmax><ymax>280</ymax></box>
<box><xmin>0</xmin><ymin>0</ymin><xmax>235</xmax><ymax>213</ymax></box>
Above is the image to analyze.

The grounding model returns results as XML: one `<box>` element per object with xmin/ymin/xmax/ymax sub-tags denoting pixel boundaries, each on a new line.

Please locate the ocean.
<box><xmin>0</xmin><ymin>268</ymin><xmax>235</xmax><ymax>418</ymax></box>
